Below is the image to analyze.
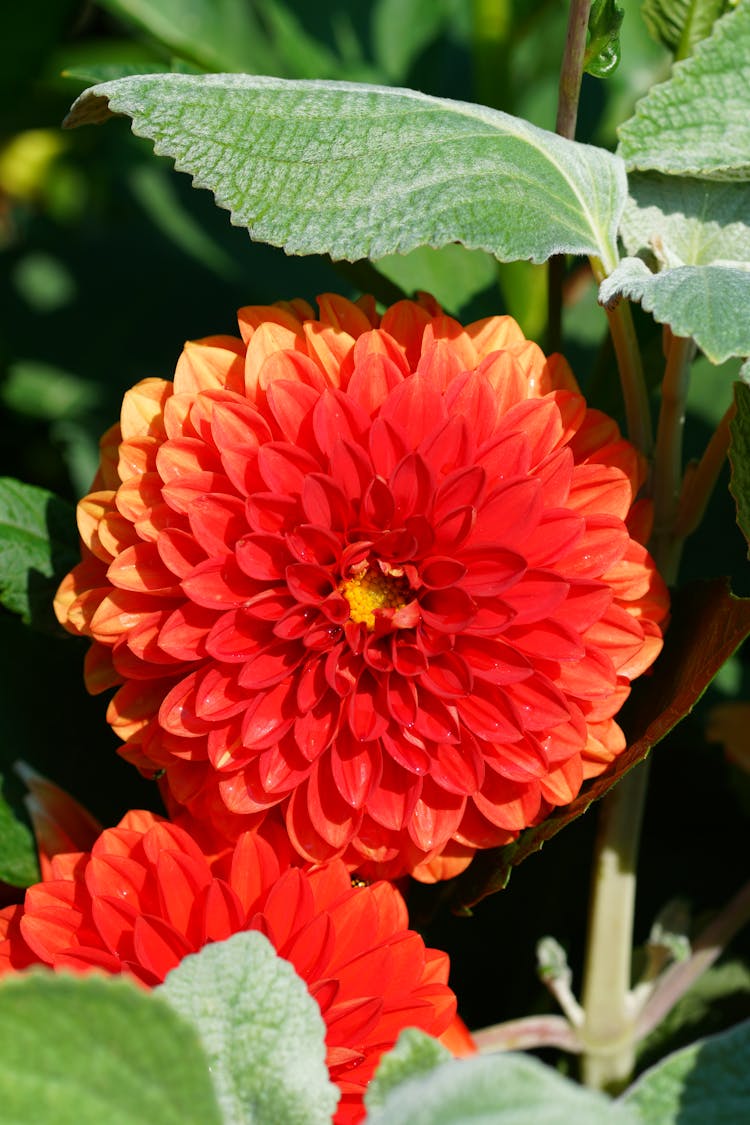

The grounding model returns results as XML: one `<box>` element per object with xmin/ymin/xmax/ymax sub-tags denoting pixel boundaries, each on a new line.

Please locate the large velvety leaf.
<box><xmin>622</xmin><ymin>1016</ymin><xmax>750</xmax><ymax>1122</ymax></box>
<box><xmin>64</xmin><ymin>73</ymin><xmax>626</xmax><ymax>269</ymax></box>
<box><xmin>641</xmin><ymin>0</ymin><xmax>732</xmax><ymax>56</ymax></box>
<box><xmin>159</xmin><ymin>930</ymin><xmax>338</xmax><ymax>1125</ymax></box>
<box><xmin>452</xmin><ymin>579</ymin><xmax>750</xmax><ymax>908</ymax></box>
<box><xmin>363</xmin><ymin>1052</ymin><xmax>637</xmax><ymax>1125</ymax></box>
<box><xmin>0</xmin><ymin>774</ymin><xmax>38</xmax><ymax>888</ymax></box>
<box><xmin>0</xmin><ymin>971</ymin><xmax>222</xmax><ymax>1125</ymax></box>
<box><xmin>0</xmin><ymin>478</ymin><xmax>78</xmax><ymax>631</ymax></box>
<box><xmin>621</xmin><ymin>174</ymin><xmax>750</xmax><ymax>266</ymax></box>
<box><xmin>618</xmin><ymin>1</ymin><xmax>750</xmax><ymax>178</ymax></box>
<box><xmin>729</xmin><ymin>380</ymin><xmax>750</xmax><ymax>559</ymax></box>
<box><xmin>598</xmin><ymin>257</ymin><xmax>750</xmax><ymax>364</ymax></box>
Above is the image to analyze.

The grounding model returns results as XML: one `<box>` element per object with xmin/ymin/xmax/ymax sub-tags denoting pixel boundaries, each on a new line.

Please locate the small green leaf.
<box><xmin>641</xmin><ymin>0</ymin><xmax>732</xmax><ymax>56</ymax></box>
<box><xmin>0</xmin><ymin>478</ymin><xmax>78</xmax><ymax>631</ymax></box>
<box><xmin>585</xmin><ymin>0</ymin><xmax>624</xmax><ymax>78</ymax></box>
<box><xmin>371</xmin><ymin>0</ymin><xmax>449</xmax><ymax>82</ymax></box>
<box><xmin>621</xmin><ymin>174</ymin><xmax>750</xmax><ymax>268</ymax></box>
<box><xmin>0</xmin><ymin>971</ymin><xmax>222</xmax><ymax>1125</ymax></box>
<box><xmin>364</xmin><ymin>1052</ymin><xmax>638</xmax><ymax>1124</ymax></box>
<box><xmin>619</xmin><ymin>2</ymin><xmax>750</xmax><ymax>178</ymax></box>
<box><xmin>0</xmin><ymin>774</ymin><xmax>38</xmax><ymax>887</ymax></box>
<box><xmin>365</xmin><ymin>1029</ymin><xmax>451</xmax><ymax>1114</ymax></box>
<box><xmin>729</xmin><ymin>380</ymin><xmax>750</xmax><ymax>558</ymax></box>
<box><xmin>623</xmin><ymin>1016</ymin><xmax>750</xmax><ymax>1122</ymax></box>
<box><xmin>159</xmin><ymin>930</ymin><xmax>338</xmax><ymax>1125</ymax></box>
<box><xmin>599</xmin><ymin>257</ymin><xmax>750</xmax><ymax>364</ymax></box>
<box><xmin>64</xmin><ymin>73</ymin><xmax>627</xmax><ymax>270</ymax></box>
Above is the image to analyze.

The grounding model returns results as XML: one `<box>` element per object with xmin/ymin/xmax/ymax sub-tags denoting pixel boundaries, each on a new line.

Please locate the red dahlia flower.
<box><xmin>55</xmin><ymin>294</ymin><xmax>668</xmax><ymax>881</ymax></box>
<box><xmin>0</xmin><ymin>811</ymin><xmax>458</xmax><ymax>1123</ymax></box>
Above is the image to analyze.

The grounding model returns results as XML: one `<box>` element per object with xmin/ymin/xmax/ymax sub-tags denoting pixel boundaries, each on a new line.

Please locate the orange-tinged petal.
<box><xmin>173</xmin><ymin>335</ymin><xmax>245</xmax><ymax>395</ymax></box>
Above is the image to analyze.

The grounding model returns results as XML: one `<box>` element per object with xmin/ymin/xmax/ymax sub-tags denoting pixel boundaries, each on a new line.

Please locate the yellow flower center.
<box><xmin>339</xmin><ymin>567</ymin><xmax>410</xmax><ymax>630</ymax></box>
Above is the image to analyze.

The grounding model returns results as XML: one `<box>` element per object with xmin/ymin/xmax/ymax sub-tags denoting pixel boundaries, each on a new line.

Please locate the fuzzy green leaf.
<box><xmin>364</xmin><ymin>1052</ymin><xmax>637</xmax><ymax>1124</ymax></box>
<box><xmin>0</xmin><ymin>971</ymin><xmax>222</xmax><ymax>1125</ymax></box>
<box><xmin>159</xmin><ymin>930</ymin><xmax>338</xmax><ymax>1125</ymax></box>
<box><xmin>365</xmin><ymin>1029</ymin><xmax>451</xmax><ymax>1114</ymax></box>
<box><xmin>0</xmin><ymin>478</ymin><xmax>78</xmax><ymax>631</ymax></box>
<box><xmin>641</xmin><ymin>0</ymin><xmax>732</xmax><ymax>56</ymax></box>
<box><xmin>623</xmin><ymin>1016</ymin><xmax>750</xmax><ymax>1122</ymax></box>
<box><xmin>598</xmin><ymin>257</ymin><xmax>750</xmax><ymax>364</ymax></box>
<box><xmin>64</xmin><ymin>73</ymin><xmax>626</xmax><ymax>269</ymax></box>
<box><xmin>729</xmin><ymin>380</ymin><xmax>750</xmax><ymax>558</ymax></box>
<box><xmin>618</xmin><ymin>2</ymin><xmax>750</xmax><ymax>178</ymax></box>
<box><xmin>621</xmin><ymin>173</ymin><xmax>750</xmax><ymax>266</ymax></box>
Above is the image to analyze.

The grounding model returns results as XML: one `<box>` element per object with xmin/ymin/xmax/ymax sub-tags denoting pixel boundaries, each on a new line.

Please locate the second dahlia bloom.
<box><xmin>0</xmin><ymin>811</ymin><xmax>457</xmax><ymax>1123</ymax></box>
<box><xmin>55</xmin><ymin>294</ymin><xmax>668</xmax><ymax>880</ymax></box>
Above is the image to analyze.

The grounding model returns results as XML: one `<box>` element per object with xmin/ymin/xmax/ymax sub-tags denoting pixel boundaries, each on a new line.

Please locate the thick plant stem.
<box><xmin>580</xmin><ymin>333</ymin><xmax>693</xmax><ymax>1090</ymax></box>
<box><xmin>548</xmin><ymin>0</ymin><xmax>592</xmax><ymax>353</ymax></box>
<box><xmin>591</xmin><ymin>258</ymin><xmax>653</xmax><ymax>460</ymax></box>
<box><xmin>579</xmin><ymin>761</ymin><xmax>650</xmax><ymax>1090</ymax></box>
<box><xmin>650</xmin><ymin>331</ymin><xmax>696</xmax><ymax>575</ymax></box>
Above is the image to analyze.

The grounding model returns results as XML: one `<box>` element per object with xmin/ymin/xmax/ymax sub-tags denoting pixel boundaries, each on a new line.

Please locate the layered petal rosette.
<box><xmin>0</xmin><ymin>811</ymin><xmax>458</xmax><ymax>1123</ymax></box>
<box><xmin>55</xmin><ymin>294</ymin><xmax>668</xmax><ymax>880</ymax></box>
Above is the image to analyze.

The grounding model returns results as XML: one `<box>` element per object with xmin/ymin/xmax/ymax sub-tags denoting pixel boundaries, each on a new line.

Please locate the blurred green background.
<box><xmin>2</xmin><ymin>0</ymin><xmax>749</xmax><ymax>1055</ymax></box>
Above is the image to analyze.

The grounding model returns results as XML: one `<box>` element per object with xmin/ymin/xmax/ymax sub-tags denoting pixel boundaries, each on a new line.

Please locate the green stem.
<box><xmin>579</xmin><ymin>332</ymin><xmax>693</xmax><ymax>1090</ymax></box>
<box><xmin>473</xmin><ymin>1014</ymin><xmax>581</xmax><ymax>1054</ymax></box>
<box><xmin>591</xmin><ymin>257</ymin><xmax>654</xmax><ymax>460</ymax></box>
<box><xmin>674</xmin><ymin>401</ymin><xmax>734</xmax><ymax>540</ymax></box>
<box><xmin>547</xmin><ymin>0</ymin><xmax>592</xmax><ymax>353</ymax></box>
<box><xmin>650</xmin><ymin>331</ymin><xmax>696</xmax><ymax>575</ymax></box>
<box><xmin>579</xmin><ymin>761</ymin><xmax>650</xmax><ymax>1090</ymax></box>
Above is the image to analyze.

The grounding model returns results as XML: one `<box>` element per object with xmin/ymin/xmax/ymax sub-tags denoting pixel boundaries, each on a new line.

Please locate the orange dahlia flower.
<box><xmin>55</xmin><ymin>294</ymin><xmax>668</xmax><ymax>881</ymax></box>
<box><xmin>0</xmin><ymin>811</ymin><xmax>457</xmax><ymax>1123</ymax></box>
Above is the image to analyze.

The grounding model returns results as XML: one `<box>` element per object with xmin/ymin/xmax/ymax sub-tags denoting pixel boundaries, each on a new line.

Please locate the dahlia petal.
<box><xmin>567</xmin><ymin>464</ymin><xmax>632</xmax><ymax>519</ymax></box>
<box><xmin>245</xmin><ymin>321</ymin><xmax>305</xmax><ymax>396</ymax></box>
<box><xmin>204</xmin><ymin>609</ymin><xmax>262</xmax><ymax>663</ymax></box>
<box><xmin>303</xmin><ymin>322</ymin><xmax>355</xmax><ymax>385</ymax></box>
<box><xmin>114</xmin><ymin>472</ymin><xmax>164</xmax><ymax>530</ymax></box>
<box><xmin>504</xmin><ymin>618</ymin><xmax>585</xmax><ymax>661</ymax></box>
<box><xmin>187</xmin><ymin>493</ymin><xmax>246</xmax><ymax>557</ymax></box>
<box><xmin>77</xmin><ymin>492</ymin><xmax>116</xmax><ymax>561</ymax></box>
<box><xmin>156</xmin><ymin>436</ymin><xmax>222</xmax><ymax>483</ymax></box>
<box><xmin>239</xmin><ymin>640</ymin><xmax>304</xmax><ymax>690</ymax></box>
<box><xmin>408</xmin><ymin>780</ymin><xmax>465</xmax><ymax>853</ymax></box>
<box><xmin>466</xmin><ymin>312</ymin><xmax>526</xmax><ymax>356</ymax></box>
<box><xmin>419</xmin><ymin>415</ymin><xmax>475</xmax><ymax>478</ymax></box>
<box><xmin>539</xmin><ymin>754</ymin><xmax>584</xmax><ymax>805</ymax></box>
<box><xmin>305</xmin><ymin>759</ymin><xmax>362</xmax><ymax>850</ymax></box>
<box><xmin>107</xmin><ymin>542</ymin><xmax>182</xmax><ymax>596</ymax></box>
<box><xmin>241</xmin><ymin>680</ymin><xmax>296</xmax><ymax>749</ymax></box>
<box><xmin>378</xmin><ymin>300</ymin><xmax>432</xmax><ymax>365</ymax></box>
<box><xmin>458</xmin><ymin>550</ymin><xmax>526</xmax><ymax>597</ymax></box>
<box><xmin>228</xmin><ymin>831</ymin><xmax>280</xmax><ymax>914</ymax></box>
<box><xmin>183</xmin><ymin>555</ymin><xmax>261</xmax><ymax>607</ymax></box>
<box><xmin>507</xmin><ymin>675</ymin><xmax>572</xmax><ymax>732</ymax></box>
<box><xmin>155</xmin><ymin>849</ymin><xmax>212</xmax><ymax>937</ymax></box>
<box><xmin>265</xmin><ymin>378</ymin><xmax>319</xmax><ymax>443</ymax></box>
<box><xmin>330</xmin><ymin>733</ymin><xmax>381</xmax><ymax>809</ymax></box>
<box><xmin>162</xmin><ymin>471</ymin><xmax>237</xmax><ymax>516</ymax></box>
<box><xmin>312</xmin><ymin>387</ymin><xmax>370</xmax><ymax>459</ymax></box>
<box><xmin>454</xmin><ymin>636</ymin><xmax>532</xmax><ymax>685</ymax></box>
<box><xmin>329</xmin><ymin>439</ymin><xmax>374</xmax><ymax>503</ymax></box>
<box><xmin>553</xmin><ymin>580</ymin><xmax>613</xmax><ymax>632</ymax></box>
<box><xmin>476</xmin><ymin>349</ymin><xmax>529</xmax><ymax>410</ymax></box>
<box><xmin>532</xmin><ymin>446</ymin><xmax>574</xmax><ymax>507</ymax></box>
<box><xmin>472</xmin><ymin>771</ymin><xmax>543</xmax><ymax>830</ymax></box>
<box><xmin>418</xmin><ymin>651</ymin><xmax>472</xmax><ymax>698</ymax></box>
<box><xmin>300</xmin><ymin>473</ymin><xmax>353</xmax><ymax>532</ymax></box>
<box><xmin>554</xmin><ymin>646</ymin><xmax>618</xmax><ymax>698</ymax></box>
<box><xmin>319</xmin><ymin>293</ymin><xmax>377</xmax><ymax>338</ymax></box>
<box><xmin>257</xmin><ymin>441</ymin><xmax>321</xmax><ymax>493</ymax></box>
<box><xmin>420</xmin><ymin>587</ymin><xmax>475</xmax><ymax>633</ymax></box>
<box><xmin>120</xmin><ymin>378</ymin><xmax>171</xmax><ymax>441</ymax></box>
<box><xmin>89</xmin><ymin>589</ymin><xmax>160</xmax><ymax>642</ymax></box>
<box><xmin>174</xmin><ymin>336</ymin><xmax>246</xmax><ymax>395</ymax></box>
<box><xmin>522</xmin><ymin>508</ymin><xmax>585</xmax><ymax>566</ymax></box>
<box><xmin>245</xmin><ymin>491</ymin><xmax>299</xmax><ymax>533</ymax></box>
<box><xmin>583</xmin><ymin>604</ymin><xmax>645</xmax><ymax>666</ymax></box>
<box><xmin>197</xmin><ymin>879</ymin><xmax>246</xmax><ymax>944</ymax></box>
<box><xmin>234</xmin><ymin>533</ymin><xmax>291</xmax><ymax>581</ymax></box>
<box><xmin>237</xmin><ymin>302</ymin><xmax>308</xmax><ymax>344</ymax></box>
<box><xmin>347</xmin><ymin>353</ymin><xmax>406</xmax><ymax>415</ymax></box>
<box><xmin>259</xmin><ymin>868</ymin><xmax>315</xmax><ymax>950</ymax></box>
<box><xmin>556</xmin><ymin>514</ymin><xmax>630</xmax><ymax>577</ymax></box>
<box><xmin>432</xmin><ymin>466</ymin><xmax>486</xmax><ymax>521</ymax></box>
<box><xmin>456</xmin><ymin>682</ymin><xmax>522</xmax><ymax>742</ymax></box>
<box><xmin>194</xmin><ymin>666</ymin><xmax>247</xmax><ymax>721</ymax></box>
<box><xmin>380</xmin><ymin>374</ymin><xmax>446</xmax><ymax>446</ymax></box>
<box><xmin>429</xmin><ymin>736</ymin><xmax>484</xmax><ymax>795</ymax></box>
<box><xmin>347</xmin><ymin>671</ymin><xmax>389</xmax><ymax>742</ymax></box>
<box><xmin>156</xmin><ymin>672</ymin><xmax>210</xmax><ymax>739</ymax></box>
<box><xmin>499</xmin><ymin>570</ymin><xmax>570</xmax><ymax>625</ymax></box>
<box><xmin>367</xmin><ymin>756</ymin><xmax>421</xmax><ymax>831</ymax></box>
<box><xmin>381</xmin><ymin>728</ymin><xmax>431</xmax><ymax>775</ymax></box>
<box><xmin>133</xmin><ymin>913</ymin><xmax>192</xmax><ymax>979</ymax></box>
<box><xmin>470</xmin><ymin>477</ymin><xmax>543</xmax><ymax>548</ymax></box>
